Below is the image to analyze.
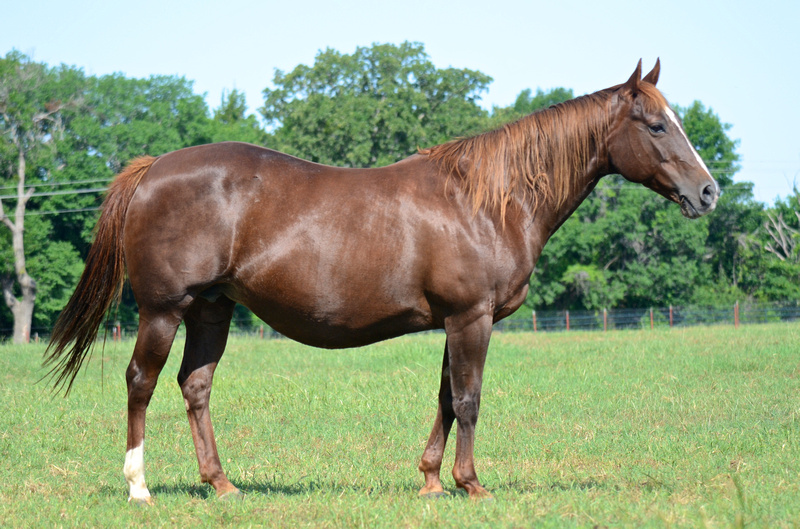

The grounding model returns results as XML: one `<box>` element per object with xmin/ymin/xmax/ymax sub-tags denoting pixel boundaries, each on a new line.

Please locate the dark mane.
<box><xmin>422</xmin><ymin>87</ymin><xmax>648</xmax><ymax>218</ymax></box>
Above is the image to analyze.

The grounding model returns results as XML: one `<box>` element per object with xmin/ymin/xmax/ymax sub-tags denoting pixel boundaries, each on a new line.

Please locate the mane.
<box><xmin>422</xmin><ymin>88</ymin><xmax>629</xmax><ymax>219</ymax></box>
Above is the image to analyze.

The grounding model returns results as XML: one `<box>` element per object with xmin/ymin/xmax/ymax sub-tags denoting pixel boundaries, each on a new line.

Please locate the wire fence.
<box><xmin>12</xmin><ymin>301</ymin><xmax>799</xmax><ymax>344</ymax></box>
<box><xmin>497</xmin><ymin>302</ymin><xmax>800</xmax><ymax>333</ymax></box>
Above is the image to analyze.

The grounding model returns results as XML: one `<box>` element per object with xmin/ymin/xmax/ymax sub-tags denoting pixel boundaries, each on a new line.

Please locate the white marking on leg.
<box><xmin>124</xmin><ymin>444</ymin><xmax>151</xmax><ymax>502</ymax></box>
<box><xmin>665</xmin><ymin>106</ymin><xmax>713</xmax><ymax>180</ymax></box>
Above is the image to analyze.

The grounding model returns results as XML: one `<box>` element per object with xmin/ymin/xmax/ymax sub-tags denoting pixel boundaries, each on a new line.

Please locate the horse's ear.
<box><xmin>643</xmin><ymin>58</ymin><xmax>660</xmax><ymax>86</ymax></box>
<box><xmin>623</xmin><ymin>59</ymin><xmax>643</xmax><ymax>94</ymax></box>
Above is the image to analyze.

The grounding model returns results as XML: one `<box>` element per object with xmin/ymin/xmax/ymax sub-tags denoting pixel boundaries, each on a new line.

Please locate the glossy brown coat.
<box><xmin>46</xmin><ymin>60</ymin><xmax>718</xmax><ymax>502</ymax></box>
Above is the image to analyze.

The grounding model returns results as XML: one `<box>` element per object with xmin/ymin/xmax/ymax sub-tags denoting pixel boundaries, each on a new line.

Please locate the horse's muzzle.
<box><xmin>680</xmin><ymin>180</ymin><xmax>719</xmax><ymax>219</ymax></box>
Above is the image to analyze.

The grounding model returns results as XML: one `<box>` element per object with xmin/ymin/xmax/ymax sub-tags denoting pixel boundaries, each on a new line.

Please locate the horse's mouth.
<box><xmin>679</xmin><ymin>195</ymin><xmax>702</xmax><ymax>219</ymax></box>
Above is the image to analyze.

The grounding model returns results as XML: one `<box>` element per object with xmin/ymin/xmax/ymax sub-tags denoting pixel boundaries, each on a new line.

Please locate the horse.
<box><xmin>45</xmin><ymin>59</ymin><xmax>718</xmax><ymax>504</ymax></box>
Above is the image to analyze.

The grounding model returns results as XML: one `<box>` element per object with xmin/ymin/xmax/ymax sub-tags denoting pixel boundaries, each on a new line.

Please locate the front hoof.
<box><xmin>420</xmin><ymin>490</ymin><xmax>451</xmax><ymax>499</ymax></box>
<box><xmin>468</xmin><ymin>489</ymin><xmax>494</xmax><ymax>502</ymax></box>
<box><xmin>129</xmin><ymin>496</ymin><xmax>154</xmax><ymax>507</ymax></box>
<box><xmin>218</xmin><ymin>489</ymin><xmax>244</xmax><ymax>502</ymax></box>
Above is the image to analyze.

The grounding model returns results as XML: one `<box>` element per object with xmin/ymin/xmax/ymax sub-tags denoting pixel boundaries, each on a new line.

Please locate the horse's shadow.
<box><xmin>99</xmin><ymin>479</ymin><xmax>435</xmax><ymax>500</ymax></box>
<box><xmin>100</xmin><ymin>477</ymin><xmax>625</xmax><ymax>500</ymax></box>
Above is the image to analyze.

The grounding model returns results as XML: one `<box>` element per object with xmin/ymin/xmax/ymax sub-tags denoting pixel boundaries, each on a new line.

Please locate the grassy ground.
<box><xmin>0</xmin><ymin>323</ymin><xmax>799</xmax><ymax>528</ymax></box>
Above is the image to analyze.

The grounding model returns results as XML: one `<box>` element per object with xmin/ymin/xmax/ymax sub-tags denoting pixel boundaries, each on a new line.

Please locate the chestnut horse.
<box><xmin>45</xmin><ymin>60</ymin><xmax>717</xmax><ymax>504</ymax></box>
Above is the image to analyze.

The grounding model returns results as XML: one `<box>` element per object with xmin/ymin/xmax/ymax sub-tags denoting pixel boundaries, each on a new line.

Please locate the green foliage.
<box><xmin>530</xmin><ymin>176</ymin><xmax>712</xmax><ymax>310</ymax></box>
<box><xmin>675</xmin><ymin>102</ymin><xmax>764</xmax><ymax>302</ymax></box>
<box><xmin>206</xmin><ymin>88</ymin><xmax>269</xmax><ymax>145</ymax></box>
<box><xmin>0</xmin><ymin>52</ymin><xmax>89</xmax><ymax>333</ymax></box>
<box><xmin>260</xmin><ymin>41</ymin><xmax>491</xmax><ymax>167</ymax></box>
<box><xmin>26</xmin><ymin>240</ymin><xmax>83</xmax><ymax>328</ymax></box>
<box><xmin>74</xmin><ymin>73</ymin><xmax>211</xmax><ymax>172</ymax></box>
<box><xmin>559</xmin><ymin>264</ymin><xmax>626</xmax><ymax>310</ymax></box>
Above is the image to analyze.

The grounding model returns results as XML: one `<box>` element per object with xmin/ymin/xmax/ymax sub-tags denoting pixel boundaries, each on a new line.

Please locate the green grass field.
<box><xmin>1</xmin><ymin>324</ymin><xmax>799</xmax><ymax>528</ymax></box>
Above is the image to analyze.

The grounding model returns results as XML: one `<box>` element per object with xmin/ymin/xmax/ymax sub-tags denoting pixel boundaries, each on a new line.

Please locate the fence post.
<box><xmin>532</xmin><ymin>311</ymin><xmax>537</xmax><ymax>333</ymax></box>
<box><xmin>260</xmin><ymin>325</ymin><xmax>264</xmax><ymax>339</ymax></box>
<box><xmin>603</xmin><ymin>308</ymin><xmax>607</xmax><ymax>332</ymax></box>
<box><xmin>669</xmin><ymin>305</ymin><xmax>673</xmax><ymax>328</ymax></box>
<box><xmin>565</xmin><ymin>310</ymin><xmax>570</xmax><ymax>331</ymax></box>
<box><xmin>650</xmin><ymin>308</ymin><xmax>654</xmax><ymax>330</ymax></box>
<box><xmin>734</xmin><ymin>301</ymin><xmax>739</xmax><ymax>329</ymax></box>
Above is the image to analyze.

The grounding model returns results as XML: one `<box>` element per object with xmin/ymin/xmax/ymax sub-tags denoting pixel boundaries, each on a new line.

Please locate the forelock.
<box><xmin>638</xmin><ymin>83</ymin><xmax>670</xmax><ymax>113</ymax></box>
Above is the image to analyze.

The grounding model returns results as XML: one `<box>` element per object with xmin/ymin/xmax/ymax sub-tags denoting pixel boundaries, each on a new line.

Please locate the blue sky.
<box><xmin>3</xmin><ymin>0</ymin><xmax>798</xmax><ymax>204</ymax></box>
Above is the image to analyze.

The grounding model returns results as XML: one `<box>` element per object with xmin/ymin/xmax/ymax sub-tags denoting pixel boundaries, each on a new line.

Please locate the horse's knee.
<box><xmin>452</xmin><ymin>393</ymin><xmax>481</xmax><ymax>424</ymax></box>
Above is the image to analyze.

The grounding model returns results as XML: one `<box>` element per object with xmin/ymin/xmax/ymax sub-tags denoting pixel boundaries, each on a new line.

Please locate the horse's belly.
<box><xmin>245</xmin><ymin>301</ymin><xmax>435</xmax><ymax>349</ymax></box>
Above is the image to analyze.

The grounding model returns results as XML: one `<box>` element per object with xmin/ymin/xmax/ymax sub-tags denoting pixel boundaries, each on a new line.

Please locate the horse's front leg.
<box><xmin>445</xmin><ymin>312</ymin><xmax>493</xmax><ymax>499</ymax></box>
<box><xmin>419</xmin><ymin>312</ymin><xmax>493</xmax><ymax>499</ymax></box>
<box><xmin>418</xmin><ymin>340</ymin><xmax>455</xmax><ymax>497</ymax></box>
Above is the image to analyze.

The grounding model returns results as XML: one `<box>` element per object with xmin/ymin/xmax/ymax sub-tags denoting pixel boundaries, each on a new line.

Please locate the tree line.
<box><xmin>1</xmin><ymin>42</ymin><xmax>797</xmax><ymax>342</ymax></box>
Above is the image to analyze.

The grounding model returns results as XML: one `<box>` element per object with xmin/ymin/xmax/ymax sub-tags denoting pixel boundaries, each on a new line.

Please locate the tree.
<box><xmin>528</xmin><ymin>175</ymin><xmax>712</xmax><ymax>310</ymax></box>
<box><xmin>260</xmin><ymin>42</ymin><xmax>492</xmax><ymax>167</ymax></box>
<box><xmin>0</xmin><ymin>51</ymin><xmax>86</xmax><ymax>342</ymax></box>
<box><xmin>206</xmin><ymin>88</ymin><xmax>269</xmax><ymax>145</ymax></box>
<box><xmin>730</xmin><ymin>189</ymin><xmax>800</xmax><ymax>302</ymax></box>
<box><xmin>0</xmin><ymin>57</ymin><xmax>222</xmax><ymax>336</ymax></box>
<box><xmin>678</xmin><ymin>101</ymin><xmax>762</xmax><ymax>296</ymax></box>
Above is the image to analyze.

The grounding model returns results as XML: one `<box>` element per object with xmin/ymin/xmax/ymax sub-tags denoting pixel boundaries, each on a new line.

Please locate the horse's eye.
<box><xmin>649</xmin><ymin>123</ymin><xmax>666</xmax><ymax>134</ymax></box>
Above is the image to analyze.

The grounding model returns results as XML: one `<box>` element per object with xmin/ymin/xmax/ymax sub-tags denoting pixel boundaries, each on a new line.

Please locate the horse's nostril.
<box><xmin>700</xmin><ymin>183</ymin><xmax>716</xmax><ymax>206</ymax></box>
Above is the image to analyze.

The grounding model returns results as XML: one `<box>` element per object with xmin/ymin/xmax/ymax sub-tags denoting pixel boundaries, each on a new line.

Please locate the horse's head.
<box><xmin>606</xmin><ymin>59</ymin><xmax>719</xmax><ymax>219</ymax></box>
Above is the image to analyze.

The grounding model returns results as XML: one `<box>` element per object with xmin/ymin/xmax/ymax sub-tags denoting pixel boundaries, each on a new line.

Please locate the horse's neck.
<box><xmin>525</xmin><ymin>99</ymin><xmax>612</xmax><ymax>234</ymax></box>
<box><xmin>524</xmin><ymin>142</ymin><xmax>610</xmax><ymax>260</ymax></box>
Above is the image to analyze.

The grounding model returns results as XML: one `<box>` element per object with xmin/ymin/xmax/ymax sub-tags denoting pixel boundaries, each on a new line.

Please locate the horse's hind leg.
<box><xmin>177</xmin><ymin>296</ymin><xmax>240</xmax><ymax>498</ymax></box>
<box><xmin>418</xmin><ymin>340</ymin><xmax>455</xmax><ymax>497</ymax></box>
<box><xmin>124</xmin><ymin>310</ymin><xmax>182</xmax><ymax>504</ymax></box>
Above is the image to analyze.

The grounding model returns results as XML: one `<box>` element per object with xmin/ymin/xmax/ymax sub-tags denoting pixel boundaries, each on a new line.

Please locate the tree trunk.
<box><xmin>1</xmin><ymin>147</ymin><xmax>36</xmax><ymax>343</ymax></box>
<box><xmin>3</xmin><ymin>275</ymin><xmax>36</xmax><ymax>343</ymax></box>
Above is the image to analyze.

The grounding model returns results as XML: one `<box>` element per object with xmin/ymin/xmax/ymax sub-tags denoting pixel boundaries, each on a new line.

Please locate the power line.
<box><xmin>0</xmin><ymin>177</ymin><xmax>112</xmax><ymax>191</ymax></box>
<box><xmin>0</xmin><ymin>187</ymin><xmax>107</xmax><ymax>200</ymax></box>
<box><xmin>22</xmin><ymin>207</ymin><xmax>101</xmax><ymax>217</ymax></box>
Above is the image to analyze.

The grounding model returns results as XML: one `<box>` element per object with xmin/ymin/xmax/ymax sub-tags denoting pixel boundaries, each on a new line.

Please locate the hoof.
<box><xmin>420</xmin><ymin>490</ymin><xmax>451</xmax><ymax>499</ymax></box>
<box><xmin>469</xmin><ymin>491</ymin><xmax>494</xmax><ymax>502</ymax></box>
<box><xmin>129</xmin><ymin>496</ymin><xmax>154</xmax><ymax>507</ymax></box>
<box><xmin>218</xmin><ymin>489</ymin><xmax>244</xmax><ymax>501</ymax></box>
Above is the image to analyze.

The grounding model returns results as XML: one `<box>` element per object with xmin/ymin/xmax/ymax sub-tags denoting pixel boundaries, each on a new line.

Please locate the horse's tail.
<box><xmin>44</xmin><ymin>156</ymin><xmax>157</xmax><ymax>394</ymax></box>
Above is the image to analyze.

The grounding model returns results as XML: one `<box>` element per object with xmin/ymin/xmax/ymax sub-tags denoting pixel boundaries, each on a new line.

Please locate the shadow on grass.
<box><xmin>135</xmin><ymin>479</ymin><xmax>435</xmax><ymax>499</ymax></box>
<box><xmin>102</xmin><ymin>475</ymin><xmax>648</xmax><ymax>501</ymax></box>
<box><xmin>104</xmin><ymin>477</ymin><xmax>637</xmax><ymax>501</ymax></box>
